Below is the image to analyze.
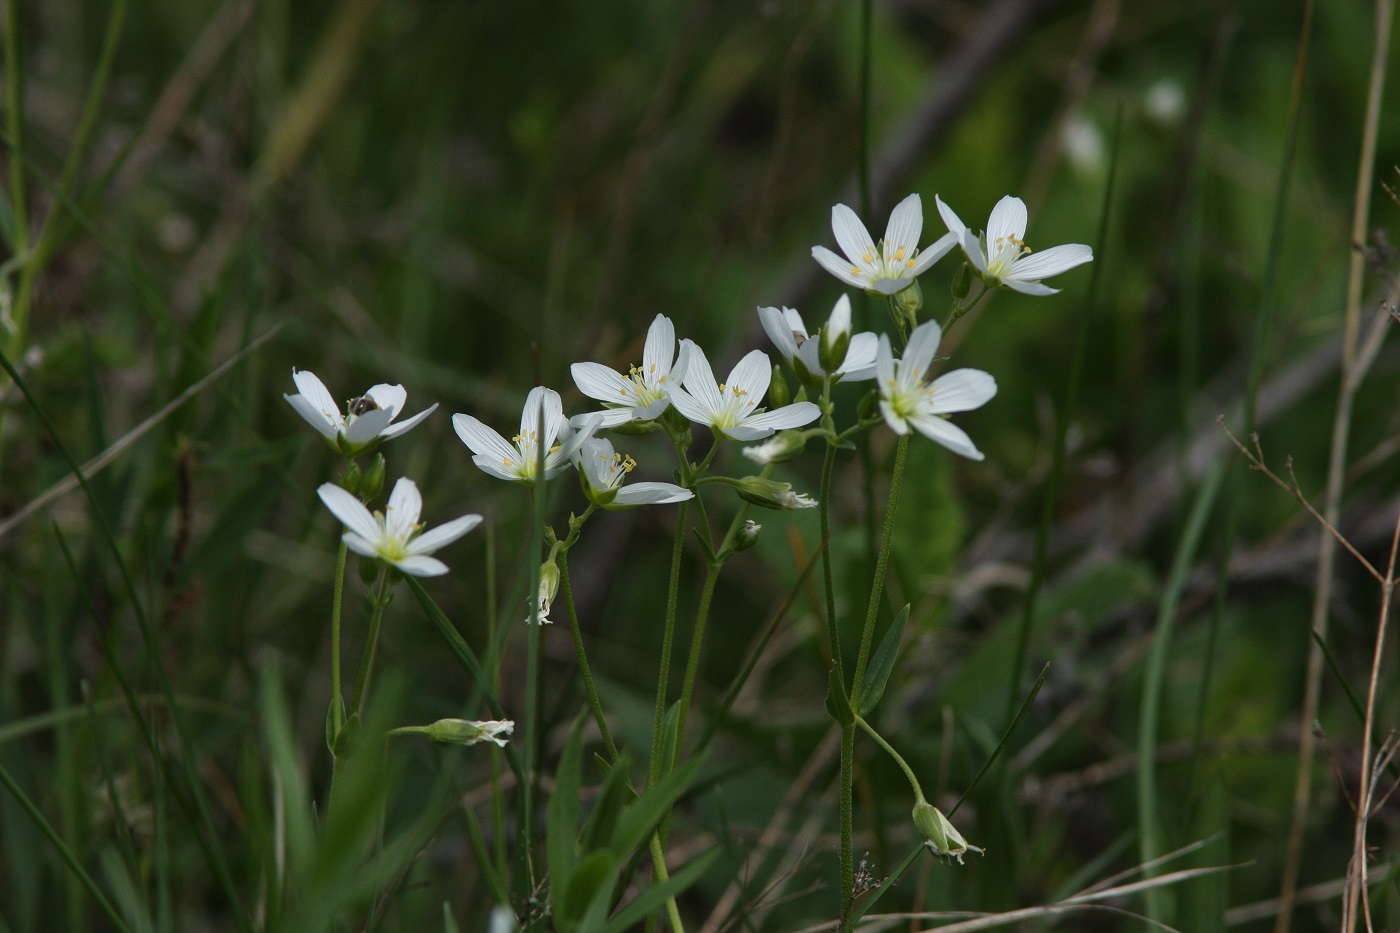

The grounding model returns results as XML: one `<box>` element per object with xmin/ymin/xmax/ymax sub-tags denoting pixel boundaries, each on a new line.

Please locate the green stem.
<box><xmin>330</xmin><ymin>539</ymin><xmax>348</xmax><ymax>737</ymax></box>
<box><xmin>649</xmin><ymin>500</ymin><xmax>688</xmax><ymax>786</ymax></box>
<box><xmin>819</xmin><ymin>387</ymin><xmax>844</xmax><ymax>682</ymax></box>
<box><xmin>349</xmin><ymin>569</ymin><xmax>391</xmax><ymax>716</ymax></box>
<box><xmin>841</xmin><ymin>432</ymin><xmax>909</xmax><ymax>931</ymax></box>
<box><xmin>673</xmin><ymin>561</ymin><xmax>720</xmax><ymax>759</ymax></box>
<box><xmin>558</xmin><ymin>550</ymin><xmax>618</xmax><ymax>761</ymax></box>
<box><xmin>855</xmin><ymin>715</ymin><xmax>924</xmax><ymax>803</ymax></box>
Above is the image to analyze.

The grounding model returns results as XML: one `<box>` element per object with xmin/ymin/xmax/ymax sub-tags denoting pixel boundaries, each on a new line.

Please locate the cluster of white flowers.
<box><xmin>287</xmin><ymin>189</ymin><xmax>1090</xmax><ymax>568</ymax></box>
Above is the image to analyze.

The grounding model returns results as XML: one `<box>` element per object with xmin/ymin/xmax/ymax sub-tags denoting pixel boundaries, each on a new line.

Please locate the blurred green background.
<box><xmin>3</xmin><ymin>0</ymin><xmax>1400</xmax><ymax>930</ymax></box>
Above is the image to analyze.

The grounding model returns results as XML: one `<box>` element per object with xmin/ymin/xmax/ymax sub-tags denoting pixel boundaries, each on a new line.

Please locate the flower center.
<box><xmin>597</xmin><ymin>451</ymin><xmax>637</xmax><ymax>491</ymax></box>
<box><xmin>621</xmin><ymin>362</ymin><xmax>668</xmax><ymax>407</ymax></box>
<box><xmin>503</xmin><ymin>430</ymin><xmax>561</xmax><ymax>477</ymax></box>
<box><xmin>713</xmin><ymin>383</ymin><xmax>759</xmax><ymax>429</ymax></box>
<box><xmin>986</xmin><ymin>233</ymin><xmax>1030</xmax><ymax>277</ymax></box>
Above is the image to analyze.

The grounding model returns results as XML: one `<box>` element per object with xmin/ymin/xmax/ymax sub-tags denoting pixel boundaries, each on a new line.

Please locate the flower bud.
<box><xmin>423</xmin><ymin>718</ymin><xmax>515</xmax><ymax>748</ymax></box>
<box><xmin>857</xmin><ymin>388</ymin><xmax>880</xmax><ymax>421</ymax></box>
<box><xmin>731</xmin><ymin>476</ymin><xmax>818</xmax><ymax>510</ymax></box>
<box><xmin>361</xmin><ymin>453</ymin><xmax>386</xmax><ymax>500</ymax></box>
<box><xmin>742</xmin><ymin>430</ymin><xmax>807</xmax><ymax>466</ymax></box>
<box><xmin>912</xmin><ymin>801</ymin><xmax>984</xmax><ymax>864</ymax></box>
<box><xmin>732</xmin><ymin>520</ymin><xmax>762</xmax><ymax>552</ymax></box>
<box><xmin>892</xmin><ymin>279</ymin><xmax>923</xmax><ymax>329</ymax></box>
<box><xmin>340</xmin><ymin>462</ymin><xmax>362</xmax><ymax>495</ymax></box>
<box><xmin>951</xmin><ymin>262</ymin><xmax>972</xmax><ymax>303</ymax></box>
<box><xmin>819</xmin><ymin>295</ymin><xmax>853</xmax><ymax>374</ymax></box>
<box><xmin>529</xmin><ymin>558</ymin><xmax>560</xmax><ymax>625</ymax></box>
<box><xmin>768</xmin><ymin>364</ymin><xmax>792</xmax><ymax>407</ymax></box>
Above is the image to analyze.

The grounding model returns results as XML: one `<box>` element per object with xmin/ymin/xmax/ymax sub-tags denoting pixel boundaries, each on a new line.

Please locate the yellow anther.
<box><xmin>895</xmin><ymin>247</ymin><xmax>906</xmax><ymax>261</ymax></box>
<box><xmin>863</xmin><ymin>251</ymin><xmax>874</xmax><ymax>263</ymax></box>
<box><xmin>850</xmin><ymin>267</ymin><xmax>861</xmax><ymax>276</ymax></box>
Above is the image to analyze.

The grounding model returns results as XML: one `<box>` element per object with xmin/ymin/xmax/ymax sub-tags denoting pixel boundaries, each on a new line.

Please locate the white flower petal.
<box><xmin>986</xmin><ymin>195</ymin><xmax>1028</xmax><ymax>245</ymax></box>
<box><xmin>934</xmin><ymin>195</ymin><xmax>968</xmax><ymax>240</ymax></box>
<box><xmin>728</xmin><ymin>401</ymin><xmax>820</xmax><ymax>439</ymax></box>
<box><xmin>1003</xmin><ymin>278</ymin><xmax>1059</xmax><ymax>297</ymax></box>
<box><xmin>930</xmin><ymin>368</ymin><xmax>997</xmax><ymax>413</ymax></box>
<box><xmin>666</xmin><ymin>387</ymin><xmax>712</xmax><ymax>427</ymax></box>
<box><xmin>831</xmin><ymin>203</ymin><xmax>879</xmax><ymax>269</ymax></box>
<box><xmin>342</xmin><ymin>533</ymin><xmax>381</xmax><ymax>560</ymax></box>
<box><xmin>365</xmin><ymin>384</ymin><xmax>407</xmax><ymax>417</ymax></box>
<box><xmin>840</xmin><ymin>332</ymin><xmax>879</xmax><ymax>381</ymax></box>
<box><xmin>875</xmin><ymin>334</ymin><xmax>896</xmax><ymax>388</ymax></box>
<box><xmin>384</xmin><ymin>478</ymin><xmax>423</xmax><ymax>540</ymax></box>
<box><xmin>453</xmin><ymin>414</ymin><xmax>520</xmax><ymax>466</ymax></box>
<box><xmin>812</xmin><ymin>246</ymin><xmax>870</xmax><ymax>289</ymax></box>
<box><xmin>878</xmin><ymin>399</ymin><xmax>910</xmax><ymax>435</ymax></box>
<box><xmin>960</xmin><ymin>229</ymin><xmax>989</xmax><ymax>274</ymax></box>
<box><xmin>670</xmin><ymin>339</ymin><xmax>694</xmax><ymax>386</ymax></box>
<box><xmin>472</xmin><ymin>454</ymin><xmax>526</xmax><ymax>482</ymax></box>
<box><xmin>727</xmin><ymin>349</ymin><xmax>772</xmax><ymax>398</ymax></box>
<box><xmin>292</xmin><ymin>370</ymin><xmax>340</xmax><ymax>424</ymax></box>
<box><xmin>678</xmin><ymin>343</ymin><xmax>723</xmax><ymax>413</ymax></box>
<box><xmin>757</xmin><ymin>305</ymin><xmax>800</xmax><ymax>362</ymax></box>
<box><xmin>285</xmin><ymin>393</ymin><xmax>339</xmax><ymax>439</ymax></box>
<box><xmin>908</xmin><ymin>230</ymin><xmax>959</xmax><ymax>275</ymax></box>
<box><xmin>869</xmin><ymin>276</ymin><xmax>914</xmax><ymax>296</ymax></box>
<box><xmin>554</xmin><ymin>413</ymin><xmax>602</xmax><ymax>464</ymax></box>
<box><xmin>518</xmin><ymin>386</ymin><xmax>558</xmax><ymax>440</ymax></box>
<box><xmin>343</xmin><ymin>406</ymin><xmax>394</xmax><ymax>444</ymax></box>
<box><xmin>318</xmin><ymin>483</ymin><xmax>382</xmax><ymax>542</ymax></box>
<box><xmin>1009</xmin><ymin>243</ymin><xmax>1093</xmax><ymax>280</ymax></box>
<box><xmin>642</xmin><ymin>314</ymin><xmax>676</xmax><ymax>375</ymax></box>
<box><xmin>883</xmin><ymin>193</ymin><xmax>923</xmax><ymax>254</ymax></box>
<box><xmin>381</xmin><ymin>403</ymin><xmax>438</xmax><ymax>439</ymax></box>
<box><xmin>910</xmin><ymin>415</ymin><xmax>984</xmax><ymax>460</ymax></box>
<box><xmin>412</xmin><ymin>513</ymin><xmax>483</xmax><ymax>552</ymax></box>
<box><xmin>572</xmin><ymin>362</ymin><xmax>634</xmax><ymax>404</ymax></box>
<box><xmin>394</xmin><ymin>555</ymin><xmax>449</xmax><ymax>577</ymax></box>
<box><xmin>613</xmin><ymin>482</ymin><xmax>693</xmax><ymax>506</ymax></box>
<box><xmin>901</xmin><ymin>320</ymin><xmax>944</xmax><ymax>384</ymax></box>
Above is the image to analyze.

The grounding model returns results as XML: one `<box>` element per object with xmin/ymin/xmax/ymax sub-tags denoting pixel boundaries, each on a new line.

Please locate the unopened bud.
<box><xmin>912</xmin><ymin>801</ymin><xmax>984</xmax><ymax>864</ymax></box>
<box><xmin>529</xmin><ymin>558</ymin><xmax>560</xmax><ymax>625</ymax></box>
<box><xmin>730</xmin><ymin>476</ymin><xmax>818</xmax><ymax>510</ymax></box>
<box><xmin>768</xmin><ymin>364</ymin><xmax>792</xmax><ymax>407</ymax></box>
<box><xmin>361</xmin><ymin>453</ymin><xmax>386</xmax><ymax>500</ymax></box>
<box><xmin>952</xmin><ymin>262</ymin><xmax>972</xmax><ymax>303</ymax></box>
<box><xmin>340</xmin><ymin>462</ymin><xmax>362</xmax><ymax>495</ymax></box>
<box><xmin>857</xmin><ymin>388</ymin><xmax>880</xmax><ymax>421</ymax></box>
<box><xmin>819</xmin><ymin>295</ymin><xmax>853</xmax><ymax>374</ymax></box>
<box><xmin>743</xmin><ymin>430</ymin><xmax>807</xmax><ymax>466</ymax></box>
<box><xmin>423</xmin><ymin>718</ymin><xmax>515</xmax><ymax>748</ymax></box>
<box><xmin>733</xmin><ymin>520</ymin><xmax>762</xmax><ymax>552</ymax></box>
<box><xmin>892</xmin><ymin>279</ymin><xmax>923</xmax><ymax>328</ymax></box>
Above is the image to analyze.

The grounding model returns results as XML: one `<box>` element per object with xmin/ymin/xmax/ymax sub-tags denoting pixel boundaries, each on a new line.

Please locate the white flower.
<box><xmin>531</xmin><ymin>560</ymin><xmax>560</xmax><ymax>625</ymax></box>
<box><xmin>452</xmin><ymin>387</ymin><xmax>600</xmax><ymax>484</ymax></box>
<box><xmin>422</xmin><ymin>718</ymin><xmax>515</xmax><ymax>748</ymax></box>
<box><xmin>811</xmin><ymin>193</ymin><xmax>957</xmax><ymax>296</ymax></box>
<box><xmin>317</xmin><ymin>477</ymin><xmax>481</xmax><ymax>577</ymax></box>
<box><xmin>876</xmin><ymin>320</ymin><xmax>996</xmax><ymax>461</ymax></box>
<box><xmin>574</xmin><ymin>437</ymin><xmax>692</xmax><ymax>509</ymax></box>
<box><xmin>935</xmin><ymin>195</ymin><xmax>1093</xmax><ymax>296</ymax></box>
<box><xmin>758</xmin><ymin>295</ymin><xmax>878</xmax><ymax>384</ymax></box>
<box><xmin>667</xmin><ymin>343</ymin><xmax>821</xmax><ymax>441</ymax></box>
<box><xmin>285</xmin><ymin>369</ymin><xmax>437</xmax><ymax>456</ymax></box>
<box><xmin>742</xmin><ymin>430</ymin><xmax>806</xmax><ymax>466</ymax></box>
<box><xmin>570</xmin><ymin>314</ymin><xmax>691</xmax><ymax>427</ymax></box>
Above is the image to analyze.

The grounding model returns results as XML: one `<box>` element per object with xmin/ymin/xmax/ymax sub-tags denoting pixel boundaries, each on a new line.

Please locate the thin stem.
<box><xmin>649</xmin><ymin>500</ymin><xmax>689</xmax><ymax>786</ymax></box>
<box><xmin>855</xmin><ymin>715</ymin><xmax>924</xmax><ymax>803</ymax></box>
<box><xmin>650</xmin><ymin>835</ymin><xmax>687</xmax><ymax>933</ymax></box>
<box><xmin>841</xmin><ymin>432</ymin><xmax>910</xmax><ymax>932</ymax></box>
<box><xmin>330</xmin><ymin>539</ymin><xmax>348</xmax><ymax>738</ymax></box>
<box><xmin>674</xmin><ymin>561</ymin><xmax>720</xmax><ymax>759</ymax></box>
<box><xmin>349</xmin><ymin>569</ymin><xmax>391</xmax><ymax>717</ymax></box>
<box><xmin>558</xmin><ymin>550</ymin><xmax>618</xmax><ymax>761</ymax></box>
<box><xmin>820</xmin><ymin>432</ymin><xmax>843</xmax><ymax>681</ymax></box>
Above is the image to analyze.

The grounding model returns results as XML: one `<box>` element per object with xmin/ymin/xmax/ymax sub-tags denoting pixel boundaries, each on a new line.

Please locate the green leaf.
<box><xmin>324</xmin><ymin>697</ymin><xmax>344</xmax><ymax>755</ymax></box>
<box><xmin>332</xmin><ymin>713</ymin><xmax>360</xmax><ymax>759</ymax></box>
<box><xmin>609</xmin><ymin>755</ymin><xmax>703</xmax><ymax>861</ymax></box>
<box><xmin>825</xmin><ymin>665</ymin><xmax>854</xmax><ymax>726</ymax></box>
<box><xmin>659</xmin><ymin>701</ymin><xmax>681</xmax><ymax>776</ymax></box>
<box><xmin>600</xmin><ymin>847</ymin><xmax>721</xmax><ymax>933</ymax></box>
<box><xmin>548</xmin><ymin>718</ymin><xmax>585</xmax><ymax>921</ymax></box>
<box><xmin>859</xmin><ymin>603</ymin><xmax>909</xmax><ymax>715</ymax></box>
<box><xmin>559</xmin><ymin>850</ymin><xmax>617</xmax><ymax>928</ymax></box>
<box><xmin>583</xmin><ymin>754</ymin><xmax>634</xmax><ymax>853</ymax></box>
<box><xmin>442</xmin><ymin>902</ymin><xmax>461</xmax><ymax>933</ymax></box>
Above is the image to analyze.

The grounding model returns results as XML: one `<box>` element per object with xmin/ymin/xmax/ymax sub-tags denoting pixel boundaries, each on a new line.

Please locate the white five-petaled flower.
<box><xmin>317</xmin><ymin>477</ymin><xmax>481</xmax><ymax>577</ymax></box>
<box><xmin>453</xmin><ymin>387</ymin><xmax>600</xmax><ymax>484</ymax></box>
<box><xmin>876</xmin><ymin>320</ymin><xmax>997</xmax><ymax>461</ymax></box>
<box><xmin>285</xmin><ymin>369</ymin><xmax>437</xmax><ymax>457</ymax></box>
<box><xmin>758</xmin><ymin>295</ymin><xmax>878</xmax><ymax>384</ymax></box>
<box><xmin>574</xmin><ymin>437</ymin><xmax>692</xmax><ymax>509</ymax></box>
<box><xmin>935</xmin><ymin>195</ymin><xmax>1093</xmax><ymax>296</ymax></box>
<box><xmin>571</xmin><ymin>314</ymin><xmax>691</xmax><ymax>427</ymax></box>
<box><xmin>667</xmin><ymin>343</ymin><xmax>821</xmax><ymax>441</ymax></box>
<box><xmin>811</xmin><ymin>193</ymin><xmax>958</xmax><ymax>296</ymax></box>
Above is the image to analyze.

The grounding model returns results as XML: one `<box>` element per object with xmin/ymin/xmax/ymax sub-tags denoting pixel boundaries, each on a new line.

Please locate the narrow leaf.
<box><xmin>859</xmin><ymin>603</ymin><xmax>909</xmax><ymax>715</ymax></box>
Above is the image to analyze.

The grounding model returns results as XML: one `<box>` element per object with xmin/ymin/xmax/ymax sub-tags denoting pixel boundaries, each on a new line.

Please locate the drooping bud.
<box><xmin>361</xmin><ymin>453</ymin><xmax>386</xmax><ymax>500</ymax></box>
<box><xmin>732</xmin><ymin>520</ymin><xmax>762</xmax><ymax>552</ymax></box>
<box><xmin>742</xmin><ymin>430</ymin><xmax>807</xmax><ymax>466</ymax></box>
<box><xmin>729</xmin><ymin>476</ymin><xmax>818</xmax><ymax>510</ymax></box>
<box><xmin>529</xmin><ymin>557</ymin><xmax>560</xmax><ymax>625</ymax></box>
<box><xmin>912</xmin><ymin>801</ymin><xmax>984</xmax><ymax>864</ymax></box>
<box><xmin>422</xmin><ymin>718</ymin><xmax>515</xmax><ymax>748</ymax></box>
<box><xmin>819</xmin><ymin>294</ymin><xmax>853</xmax><ymax>374</ymax></box>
